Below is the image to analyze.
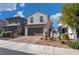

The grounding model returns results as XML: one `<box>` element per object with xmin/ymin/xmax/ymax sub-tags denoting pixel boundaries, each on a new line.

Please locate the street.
<box><xmin>0</xmin><ymin>47</ymin><xmax>33</xmax><ymax>55</ymax></box>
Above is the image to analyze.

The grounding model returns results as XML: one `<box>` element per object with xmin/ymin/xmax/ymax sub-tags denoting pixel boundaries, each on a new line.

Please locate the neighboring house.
<box><xmin>4</xmin><ymin>16</ymin><xmax>26</xmax><ymax>35</ymax></box>
<box><xmin>0</xmin><ymin>19</ymin><xmax>9</xmax><ymax>26</ymax></box>
<box><xmin>25</xmin><ymin>12</ymin><xmax>53</xmax><ymax>36</ymax></box>
<box><xmin>58</xmin><ymin>22</ymin><xmax>79</xmax><ymax>39</ymax></box>
<box><xmin>0</xmin><ymin>19</ymin><xmax>8</xmax><ymax>34</ymax></box>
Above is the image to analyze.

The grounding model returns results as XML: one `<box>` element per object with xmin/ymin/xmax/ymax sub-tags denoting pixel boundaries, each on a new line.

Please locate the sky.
<box><xmin>0</xmin><ymin>3</ymin><xmax>62</xmax><ymax>30</ymax></box>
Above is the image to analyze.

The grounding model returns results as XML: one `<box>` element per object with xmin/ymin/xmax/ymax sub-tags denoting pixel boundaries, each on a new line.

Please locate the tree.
<box><xmin>60</xmin><ymin>4</ymin><xmax>79</xmax><ymax>39</ymax></box>
<box><xmin>61</xmin><ymin>3</ymin><xmax>79</xmax><ymax>29</ymax></box>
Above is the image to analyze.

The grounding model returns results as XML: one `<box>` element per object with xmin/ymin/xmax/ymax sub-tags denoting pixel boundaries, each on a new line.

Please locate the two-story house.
<box><xmin>25</xmin><ymin>12</ymin><xmax>52</xmax><ymax>36</ymax></box>
<box><xmin>4</xmin><ymin>16</ymin><xmax>26</xmax><ymax>35</ymax></box>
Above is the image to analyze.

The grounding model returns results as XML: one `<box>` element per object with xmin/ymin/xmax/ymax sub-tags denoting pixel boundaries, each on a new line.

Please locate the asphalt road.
<box><xmin>0</xmin><ymin>48</ymin><xmax>34</xmax><ymax>55</ymax></box>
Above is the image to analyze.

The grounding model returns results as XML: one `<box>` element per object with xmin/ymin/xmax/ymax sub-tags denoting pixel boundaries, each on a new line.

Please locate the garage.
<box><xmin>28</xmin><ymin>28</ymin><xmax>43</xmax><ymax>35</ymax></box>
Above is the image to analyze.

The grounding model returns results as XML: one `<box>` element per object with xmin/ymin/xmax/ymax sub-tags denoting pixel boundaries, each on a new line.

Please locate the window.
<box><xmin>40</xmin><ymin>16</ymin><xmax>43</xmax><ymax>22</ymax></box>
<box><xmin>62</xmin><ymin>28</ymin><xmax>68</xmax><ymax>33</ymax></box>
<box><xmin>16</xmin><ymin>20</ymin><xmax>18</xmax><ymax>23</ymax></box>
<box><xmin>30</xmin><ymin>17</ymin><xmax>33</xmax><ymax>23</ymax></box>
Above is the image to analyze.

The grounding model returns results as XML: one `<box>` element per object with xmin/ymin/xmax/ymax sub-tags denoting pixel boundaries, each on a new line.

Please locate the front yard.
<box><xmin>0</xmin><ymin>36</ymin><xmax>69</xmax><ymax>49</ymax></box>
<box><xmin>1</xmin><ymin>35</ymin><xmax>79</xmax><ymax>49</ymax></box>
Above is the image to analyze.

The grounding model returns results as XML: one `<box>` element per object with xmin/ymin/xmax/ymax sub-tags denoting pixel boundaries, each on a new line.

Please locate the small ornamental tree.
<box><xmin>61</xmin><ymin>3</ymin><xmax>79</xmax><ymax>39</ymax></box>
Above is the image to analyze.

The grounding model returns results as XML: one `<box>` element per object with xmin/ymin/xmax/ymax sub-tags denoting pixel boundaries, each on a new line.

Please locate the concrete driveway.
<box><xmin>10</xmin><ymin>36</ymin><xmax>41</xmax><ymax>44</ymax></box>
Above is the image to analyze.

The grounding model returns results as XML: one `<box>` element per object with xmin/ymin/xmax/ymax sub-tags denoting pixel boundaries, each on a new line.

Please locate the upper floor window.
<box><xmin>30</xmin><ymin>17</ymin><xmax>33</xmax><ymax>23</ymax></box>
<box><xmin>40</xmin><ymin>16</ymin><xmax>43</xmax><ymax>22</ymax></box>
<box><xmin>16</xmin><ymin>20</ymin><xmax>19</xmax><ymax>23</ymax></box>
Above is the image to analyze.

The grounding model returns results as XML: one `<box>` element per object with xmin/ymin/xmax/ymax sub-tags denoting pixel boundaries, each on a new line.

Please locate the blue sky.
<box><xmin>0</xmin><ymin>3</ymin><xmax>62</xmax><ymax>30</ymax></box>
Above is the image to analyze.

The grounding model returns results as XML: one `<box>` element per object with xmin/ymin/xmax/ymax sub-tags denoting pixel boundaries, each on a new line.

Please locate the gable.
<box><xmin>27</xmin><ymin>12</ymin><xmax>48</xmax><ymax>19</ymax></box>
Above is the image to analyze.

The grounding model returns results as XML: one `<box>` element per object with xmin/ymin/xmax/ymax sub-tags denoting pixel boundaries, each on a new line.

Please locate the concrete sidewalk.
<box><xmin>0</xmin><ymin>40</ymin><xmax>79</xmax><ymax>55</ymax></box>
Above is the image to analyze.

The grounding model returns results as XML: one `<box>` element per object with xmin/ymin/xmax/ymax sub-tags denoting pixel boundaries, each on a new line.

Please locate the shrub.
<box><xmin>2</xmin><ymin>31</ymin><xmax>14</xmax><ymax>38</ymax></box>
<box><xmin>60</xmin><ymin>40</ymin><xmax>68</xmax><ymax>44</ymax></box>
<box><xmin>57</xmin><ymin>36</ymin><xmax>61</xmax><ymax>41</ymax></box>
<box><xmin>61</xmin><ymin>33</ymin><xmax>69</xmax><ymax>40</ymax></box>
<box><xmin>40</xmin><ymin>37</ymin><xmax>43</xmax><ymax>40</ymax></box>
<box><xmin>59</xmin><ymin>33</ymin><xmax>69</xmax><ymax>44</ymax></box>
<box><xmin>68</xmin><ymin>40</ymin><xmax>79</xmax><ymax>49</ymax></box>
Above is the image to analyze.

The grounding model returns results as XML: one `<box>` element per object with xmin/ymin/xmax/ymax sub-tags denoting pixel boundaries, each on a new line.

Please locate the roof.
<box><xmin>5</xmin><ymin>16</ymin><xmax>26</xmax><ymax>21</ymax></box>
<box><xmin>3</xmin><ymin>23</ymin><xmax>19</xmax><ymax>27</ymax></box>
<box><xmin>0</xmin><ymin>19</ymin><xmax>8</xmax><ymax>23</ymax></box>
<box><xmin>0</xmin><ymin>19</ymin><xmax>9</xmax><ymax>26</ymax></box>
<box><xmin>58</xmin><ymin>22</ymin><xmax>62</xmax><ymax>26</ymax></box>
<box><xmin>27</xmin><ymin>12</ymin><xmax>49</xmax><ymax>19</ymax></box>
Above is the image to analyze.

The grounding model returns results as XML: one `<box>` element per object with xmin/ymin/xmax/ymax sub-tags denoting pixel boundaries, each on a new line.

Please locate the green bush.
<box><xmin>61</xmin><ymin>33</ymin><xmax>69</xmax><ymax>40</ymax></box>
<box><xmin>68</xmin><ymin>40</ymin><xmax>79</xmax><ymax>49</ymax></box>
<box><xmin>60</xmin><ymin>40</ymin><xmax>68</xmax><ymax>44</ymax></box>
<box><xmin>59</xmin><ymin>33</ymin><xmax>69</xmax><ymax>44</ymax></box>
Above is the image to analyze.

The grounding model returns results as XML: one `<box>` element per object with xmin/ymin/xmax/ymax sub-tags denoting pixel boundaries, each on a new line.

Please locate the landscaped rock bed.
<box><xmin>34</xmin><ymin>39</ymin><xmax>69</xmax><ymax>48</ymax></box>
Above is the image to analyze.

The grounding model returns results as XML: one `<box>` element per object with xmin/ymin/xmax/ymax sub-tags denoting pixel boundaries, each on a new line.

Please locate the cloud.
<box><xmin>50</xmin><ymin>13</ymin><xmax>62</xmax><ymax>30</ymax></box>
<box><xmin>0</xmin><ymin>3</ymin><xmax>17</xmax><ymax>11</ymax></box>
<box><xmin>19</xmin><ymin>3</ymin><xmax>25</xmax><ymax>7</ymax></box>
<box><xmin>50</xmin><ymin>13</ymin><xmax>62</xmax><ymax>22</ymax></box>
<box><xmin>14</xmin><ymin>11</ymin><xmax>24</xmax><ymax>17</ymax></box>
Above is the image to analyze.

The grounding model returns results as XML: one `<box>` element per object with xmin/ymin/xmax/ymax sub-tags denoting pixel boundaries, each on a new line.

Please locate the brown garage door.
<box><xmin>28</xmin><ymin>28</ymin><xmax>43</xmax><ymax>35</ymax></box>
